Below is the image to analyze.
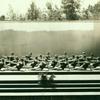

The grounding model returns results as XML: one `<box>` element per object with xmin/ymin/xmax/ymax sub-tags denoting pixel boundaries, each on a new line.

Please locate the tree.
<box><xmin>81</xmin><ymin>8</ymin><xmax>90</xmax><ymax>20</ymax></box>
<box><xmin>27</xmin><ymin>2</ymin><xmax>40</xmax><ymax>20</ymax></box>
<box><xmin>7</xmin><ymin>5</ymin><xmax>17</xmax><ymax>20</ymax></box>
<box><xmin>17</xmin><ymin>14</ymin><xmax>26</xmax><ymax>21</ymax></box>
<box><xmin>82</xmin><ymin>1</ymin><xmax>100</xmax><ymax>20</ymax></box>
<box><xmin>61</xmin><ymin>0</ymin><xmax>80</xmax><ymax>20</ymax></box>
<box><xmin>0</xmin><ymin>15</ymin><xmax>5</xmax><ymax>21</ymax></box>
<box><xmin>92</xmin><ymin>1</ymin><xmax>100</xmax><ymax>19</ymax></box>
<box><xmin>46</xmin><ymin>2</ymin><xmax>62</xmax><ymax>21</ymax></box>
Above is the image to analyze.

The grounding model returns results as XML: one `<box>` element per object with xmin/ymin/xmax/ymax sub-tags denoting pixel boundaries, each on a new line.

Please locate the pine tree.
<box><xmin>7</xmin><ymin>5</ymin><xmax>17</xmax><ymax>21</ymax></box>
<box><xmin>62</xmin><ymin>0</ymin><xmax>80</xmax><ymax>20</ymax></box>
<box><xmin>46</xmin><ymin>2</ymin><xmax>62</xmax><ymax>21</ymax></box>
<box><xmin>27</xmin><ymin>2</ymin><xmax>40</xmax><ymax>21</ymax></box>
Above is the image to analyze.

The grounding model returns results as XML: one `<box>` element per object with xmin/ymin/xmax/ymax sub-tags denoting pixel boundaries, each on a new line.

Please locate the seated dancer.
<box><xmin>81</xmin><ymin>60</ymin><xmax>90</xmax><ymax>70</ymax></box>
<box><xmin>92</xmin><ymin>57</ymin><xmax>100</xmax><ymax>69</ymax></box>
<box><xmin>51</xmin><ymin>55</ymin><xmax>58</xmax><ymax>68</ymax></box>
<box><xmin>63</xmin><ymin>52</ymin><xmax>68</xmax><ymax>59</ymax></box>
<box><xmin>45</xmin><ymin>52</ymin><xmax>51</xmax><ymax>60</ymax></box>
<box><xmin>68</xmin><ymin>55</ymin><xmax>78</xmax><ymax>70</ymax></box>
<box><xmin>70</xmin><ymin>60</ymin><xmax>77</xmax><ymax>69</ymax></box>
<box><xmin>16</xmin><ymin>59</ymin><xmax>24</xmax><ymax>71</ymax></box>
<box><xmin>9</xmin><ymin>52</ymin><xmax>16</xmax><ymax>61</ymax></box>
<box><xmin>31</xmin><ymin>57</ymin><xmax>39</xmax><ymax>68</ymax></box>
<box><xmin>28</xmin><ymin>52</ymin><xmax>33</xmax><ymax>60</ymax></box>
<box><xmin>38</xmin><ymin>55</ymin><xmax>43</xmax><ymax>61</ymax></box>
<box><xmin>59</xmin><ymin>59</ymin><xmax>68</xmax><ymax>70</ymax></box>
<box><xmin>39</xmin><ymin>60</ymin><xmax>47</xmax><ymax>70</ymax></box>
<box><xmin>0</xmin><ymin>59</ymin><xmax>4</xmax><ymax>70</ymax></box>
<box><xmin>10</xmin><ymin>60</ymin><xmax>17</xmax><ymax>67</ymax></box>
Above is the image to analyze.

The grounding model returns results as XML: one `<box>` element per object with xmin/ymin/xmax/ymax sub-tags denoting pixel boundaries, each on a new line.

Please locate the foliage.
<box><xmin>46</xmin><ymin>2</ymin><xmax>63</xmax><ymax>21</ymax></box>
<box><xmin>93</xmin><ymin>1</ymin><xmax>100</xmax><ymax>19</ymax></box>
<box><xmin>5</xmin><ymin>0</ymin><xmax>100</xmax><ymax>21</ymax></box>
<box><xmin>0</xmin><ymin>15</ymin><xmax>5</xmax><ymax>21</ymax></box>
<box><xmin>27</xmin><ymin>2</ymin><xmax>40</xmax><ymax>20</ymax></box>
<box><xmin>61</xmin><ymin>0</ymin><xmax>80</xmax><ymax>20</ymax></box>
<box><xmin>7</xmin><ymin>5</ymin><xmax>17</xmax><ymax>20</ymax></box>
<box><xmin>82</xmin><ymin>1</ymin><xmax>100</xmax><ymax>20</ymax></box>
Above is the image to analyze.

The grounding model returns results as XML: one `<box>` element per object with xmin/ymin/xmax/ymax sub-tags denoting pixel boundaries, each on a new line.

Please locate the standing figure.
<box><xmin>40</xmin><ymin>73</ymin><xmax>48</xmax><ymax>85</ymax></box>
<box><xmin>49</xmin><ymin>74</ymin><xmax>55</xmax><ymax>84</ymax></box>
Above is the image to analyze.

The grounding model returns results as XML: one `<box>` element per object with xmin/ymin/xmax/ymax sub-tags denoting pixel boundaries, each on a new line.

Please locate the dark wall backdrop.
<box><xmin>0</xmin><ymin>23</ymin><xmax>99</xmax><ymax>57</ymax></box>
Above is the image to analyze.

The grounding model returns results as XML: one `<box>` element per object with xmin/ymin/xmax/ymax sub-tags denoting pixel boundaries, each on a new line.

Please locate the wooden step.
<box><xmin>1</xmin><ymin>80</ymin><xmax>100</xmax><ymax>83</ymax></box>
<box><xmin>0</xmin><ymin>75</ymin><xmax>100</xmax><ymax>81</ymax></box>
<box><xmin>0</xmin><ymin>83</ymin><xmax>100</xmax><ymax>88</ymax></box>
<box><xmin>0</xmin><ymin>87</ymin><xmax>100</xmax><ymax>92</ymax></box>
<box><xmin>0</xmin><ymin>92</ymin><xmax>100</xmax><ymax>96</ymax></box>
<box><xmin>0</xmin><ymin>71</ymin><xmax>100</xmax><ymax>75</ymax></box>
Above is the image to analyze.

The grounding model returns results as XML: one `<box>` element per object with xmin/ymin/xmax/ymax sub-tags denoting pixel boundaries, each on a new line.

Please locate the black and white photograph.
<box><xmin>0</xmin><ymin>0</ymin><xmax>100</xmax><ymax>100</ymax></box>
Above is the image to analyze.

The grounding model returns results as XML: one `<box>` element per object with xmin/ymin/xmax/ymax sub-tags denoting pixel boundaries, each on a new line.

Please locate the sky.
<box><xmin>0</xmin><ymin>0</ymin><xmax>99</xmax><ymax>16</ymax></box>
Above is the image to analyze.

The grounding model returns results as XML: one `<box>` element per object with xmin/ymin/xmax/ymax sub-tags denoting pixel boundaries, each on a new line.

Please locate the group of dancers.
<box><xmin>0</xmin><ymin>52</ymin><xmax>100</xmax><ymax>71</ymax></box>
